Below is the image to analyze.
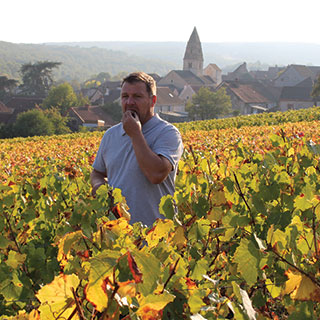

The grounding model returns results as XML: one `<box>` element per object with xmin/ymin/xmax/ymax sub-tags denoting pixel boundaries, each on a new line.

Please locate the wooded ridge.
<box><xmin>0</xmin><ymin>41</ymin><xmax>178</xmax><ymax>82</ymax></box>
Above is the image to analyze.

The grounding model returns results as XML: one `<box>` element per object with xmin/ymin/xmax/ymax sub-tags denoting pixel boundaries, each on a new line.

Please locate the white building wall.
<box><xmin>279</xmin><ymin>100</ymin><xmax>314</xmax><ymax>111</ymax></box>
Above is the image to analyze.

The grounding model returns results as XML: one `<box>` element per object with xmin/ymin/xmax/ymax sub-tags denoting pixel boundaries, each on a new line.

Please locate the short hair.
<box><xmin>121</xmin><ymin>72</ymin><xmax>156</xmax><ymax>96</ymax></box>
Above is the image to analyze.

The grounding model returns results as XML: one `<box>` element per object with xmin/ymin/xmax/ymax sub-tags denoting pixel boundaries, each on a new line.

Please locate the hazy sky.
<box><xmin>2</xmin><ymin>0</ymin><xmax>320</xmax><ymax>44</ymax></box>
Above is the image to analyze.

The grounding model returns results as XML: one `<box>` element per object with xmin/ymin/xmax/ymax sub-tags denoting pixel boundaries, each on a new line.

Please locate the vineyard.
<box><xmin>1</xmin><ymin>108</ymin><xmax>320</xmax><ymax>319</ymax></box>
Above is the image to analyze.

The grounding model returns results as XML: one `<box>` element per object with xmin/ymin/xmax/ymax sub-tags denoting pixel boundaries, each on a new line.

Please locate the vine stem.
<box><xmin>312</xmin><ymin>203</ymin><xmax>319</xmax><ymax>260</ymax></box>
<box><xmin>3</xmin><ymin>210</ymin><xmax>39</xmax><ymax>296</ymax></box>
<box><xmin>161</xmin><ymin>258</ymin><xmax>180</xmax><ymax>293</ymax></box>
<box><xmin>268</xmin><ymin>245</ymin><xmax>320</xmax><ymax>288</ymax></box>
<box><xmin>209</xmin><ymin>235</ymin><xmax>220</xmax><ymax>268</ymax></box>
<box><xmin>233</xmin><ymin>172</ymin><xmax>255</xmax><ymax>226</ymax></box>
<box><xmin>72</xmin><ymin>288</ymin><xmax>86</xmax><ymax>320</ymax></box>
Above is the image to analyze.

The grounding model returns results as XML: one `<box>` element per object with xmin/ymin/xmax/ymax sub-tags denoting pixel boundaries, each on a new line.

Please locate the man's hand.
<box><xmin>90</xmin><ymin>169</ymin><xmax>107</xmax><ymax>196</ymax></box>
<box><xmin>122</xmin><ymin>111</ymin><xmax>142</xmax><ymax>138</ymax></box>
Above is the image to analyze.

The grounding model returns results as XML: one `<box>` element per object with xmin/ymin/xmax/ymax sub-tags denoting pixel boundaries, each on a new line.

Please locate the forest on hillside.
<box><xmin>0</xmin><ymin>41</ymin><xmax>178</xmax><ymax>82</ymax></box>
<box><xmin>2</xmin><ymin>40</ymin><xmax>320</xmax><ymax>83</ymax></box>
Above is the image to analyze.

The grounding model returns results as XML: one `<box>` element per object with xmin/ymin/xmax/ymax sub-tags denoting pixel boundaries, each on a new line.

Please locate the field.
<box><xmin>1</xmin><ymin>108</ymin><xmax>320</xmax><ymax>319</ymax></box>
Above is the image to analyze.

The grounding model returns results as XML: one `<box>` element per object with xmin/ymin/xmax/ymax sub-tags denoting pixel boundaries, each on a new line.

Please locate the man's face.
<box><xmin>121</xmin><ymin>81</ymin><xmax>156</xmax><ymax>125</ymax></box>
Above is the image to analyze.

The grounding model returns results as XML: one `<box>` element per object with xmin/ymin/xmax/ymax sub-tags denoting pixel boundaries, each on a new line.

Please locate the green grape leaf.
<box><xmin>159</xmin><ymin>194</ymin><xmax>175</xmax><ymax>220</ymax></box>
<box><xmin>234</xmin><ymin>238</ymin><xmax>260</xmax><ymax>286</ymax></box>
<box><xmin>131</xmin><ymin>250</ymin><xmax>161</xmax><ymax>297</ymax></box>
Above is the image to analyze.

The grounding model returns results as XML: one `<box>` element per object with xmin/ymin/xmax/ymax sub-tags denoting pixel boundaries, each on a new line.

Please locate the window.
<box><xmin>189</xmin><ymin>63</ymin><xmax>192</xmax><ymax>68</ymax></box>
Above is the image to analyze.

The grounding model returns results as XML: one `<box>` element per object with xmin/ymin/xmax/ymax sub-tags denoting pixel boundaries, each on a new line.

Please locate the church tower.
<box><xmin>183</xmin><ymin>27</ymin><xmax>204</xmax><ymax>76</ymax></box>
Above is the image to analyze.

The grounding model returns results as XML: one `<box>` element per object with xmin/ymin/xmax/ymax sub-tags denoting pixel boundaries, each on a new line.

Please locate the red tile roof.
<box><xmin>70</xmin><ymin>105</ymin><xmax>116</xmax><ymax>126</ymax></box>
<box><xmin>0</xmin><ymin>101</ymin><xmax>13</xmax><ymax>113</ymax></box>
<box><xmin>156</xmin><ymin>87</ymin><xmax>184</xmax><ymax>106</ymax></box>
<box><xmin>6</xmin><ymin>96</ymin><xmax>43</xmax><ymax>112</ymax></box>
<box><xmin>227</xmin><ymin>83</ymin><xmax>270</xmax><ymax>103</ymax></box>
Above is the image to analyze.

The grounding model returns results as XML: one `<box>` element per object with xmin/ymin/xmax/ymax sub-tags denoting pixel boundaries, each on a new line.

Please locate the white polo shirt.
<box><xmin>93</xmin><ymin>114</ymin><xmax>183</xmax><ymax>226</ymax></box>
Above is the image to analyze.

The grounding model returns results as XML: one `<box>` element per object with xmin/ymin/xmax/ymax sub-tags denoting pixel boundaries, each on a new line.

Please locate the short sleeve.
<box><xmin>92</xmin><ymin>133</ymin><xmax>108</xmax><ymax>173</ymax></box>
<box><xmin>152</xmin><ymin>126</ymin><xmax>183</xmax><ymax>170</ymax></box>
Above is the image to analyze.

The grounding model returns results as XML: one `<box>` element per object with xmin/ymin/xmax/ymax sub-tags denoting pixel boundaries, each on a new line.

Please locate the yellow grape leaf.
<box><xmin>267</xmin><ymin>226</ymin><xmax>287</xmax><ymax>251</ymax></box>
<box><xmin>288</xmin><ymin>147</ymin><xmax>295</xmax><ymax>157</ymax></box>
<box><xmin>2</xmin><ymin>309</ymin><xmax>40</xmax><ymax>320</ymax></box>
<box><xmin>282</xmin><ymin>270</ymin><xmax>320</xmax><ymax>302</ymax></box>
<box><xmin>36</xmin><ymin>274</ymin><xmax>80</xmax><ymax>320</ymax></box>
<box><xmin>170</xmin><ymin>226</ymin><xmax>187</xmax><ymax>250</ymax></box>
<box><xmin>85</xmin><ymin>277</ymin><xmax>112</xmax><ymax>312</ymax></box>
<box><xmin>57</xmin><ymin>230</ymin><xmax>83</xmax><ymax>264</ymax></box>
<box><xmin>137</xmin><ymin>291</ymin><xmax>175</xmax><ymax>319</ymax></box>
<box><xmin>146</xmin><ymin>219</ymin><xmax>174</xmax><ymax>247</ymax></box>
<box><xmin>6</xmin><ymin>251</ymin><xmax>26</xmax><ymax>269</ymax></box>
<box><xmin>85</xmin><ymin>250</ymin><xmax>119</xmax><ymax>312</ymax></box>
<box><xmin>265</xmin><ymin>278</ymin><xmax>281</xmax><ymax>298</ymax></box>
<box><xmin>115</xmin><ymin>203</ymin><xmax>131</xmax><ymax>220</ymax></box>
<box><xmin>117</xmin><ymin>280</ymin><xmax>137</xmax><ymax>298</ymax></box>
<box><xmin>103</xmin><ymin>217</ymin><xmax>133</xmax><ymax>236</ymax></box>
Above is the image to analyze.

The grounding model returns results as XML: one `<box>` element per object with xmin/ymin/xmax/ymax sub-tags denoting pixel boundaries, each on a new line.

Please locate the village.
<box><xmin>1</xmin><ymin>27</ymin><xmax>320</xmax><ymax>133</ymax></box>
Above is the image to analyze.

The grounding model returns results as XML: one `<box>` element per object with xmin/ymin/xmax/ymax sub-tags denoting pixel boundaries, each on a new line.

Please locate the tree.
<box><xmin>84</xmin><ymin>80</ymin><xmax>101</xmax><ymax>89</ymax></box>
<box><xmin>42</xmin><ymin>82</ymin><xmax>79</xmax><ymax>116</ymax></box>
<box><xmin>186</xmin><ymin>87</ymin><xmax>231</xmax><ymax>120</ymax></box>
<box><xmin>91</xmin><ymin>72</ymin><xmax>111</xmax><ymax>83</ymax></box>
<box><xmin>43</xmin><ymin>107</ymin><xmax>71</xmax><ymax>134</ymax></box>
<box><xmin>0</xmin><ymin>75</ymin><xmax>18</xmax><ymax>101</ymax></box>
<box><xmin>102</xmin><ymin>102</ymin><xmax>122</xmax><ymax>122</ymax></box>
<box><xmin>312</xmin><ymin>76</ymin><xmax>320</xmax><ymax>105</ymax></box>
<box><xmin>20</xmin><ymin>61</ymin><xmax>61</xmax><ymax>96</ymax></box>
<box><xmin>13</xmin><ymin>109</ymin><xmax>55</xmax><ymax>137</ymax></box>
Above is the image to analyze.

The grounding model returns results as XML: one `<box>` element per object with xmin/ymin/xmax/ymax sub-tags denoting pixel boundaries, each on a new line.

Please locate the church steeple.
<box><xmin>183</xmin><ymin>27</ymin><xmax>204</xmax><ymax>76</ymax></box>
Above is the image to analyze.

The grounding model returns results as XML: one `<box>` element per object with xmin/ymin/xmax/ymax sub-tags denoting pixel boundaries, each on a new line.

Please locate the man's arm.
<box><xmin>131</xmin><ymin>133</ymin><xmax>172</xmax><ymax>184</ymax></box>
<box><xmin>122</xmin><ymin>111</ymin><xmax>172</xmax><ymax>184</ymax></box>
<box><xmin>90</xmin><ymin>168</ymin><xmax>107</xmax><ymax>195</ymax></box>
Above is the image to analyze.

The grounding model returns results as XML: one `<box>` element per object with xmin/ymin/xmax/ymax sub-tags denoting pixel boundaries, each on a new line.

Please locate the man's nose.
<box><xmin>127</xmin><ymin>96</ymin><xmax>135</xmax><ymax>105</ymax></box>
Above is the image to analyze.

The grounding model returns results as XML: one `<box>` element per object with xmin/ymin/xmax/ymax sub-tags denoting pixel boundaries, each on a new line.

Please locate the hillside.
<box><xmin>47</xmin><ymin>41</ymin><xmax>320</xmax><ymax>70</ymax></box>
<box><xmin>0</xmin><ymin>41</ymin><xmax>178</xmax><ymax>82</ymax></box>
<box><xmin>2</xmin><ymin>40</ymin><xmax>320</xmax><ymax>83</ymax></box>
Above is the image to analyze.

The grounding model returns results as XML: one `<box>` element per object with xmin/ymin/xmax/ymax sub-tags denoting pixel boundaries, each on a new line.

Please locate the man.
<box><xmin>90</xmin><ymin>72</ymin><xmax>183</xmax><ymax>226</ymax></box>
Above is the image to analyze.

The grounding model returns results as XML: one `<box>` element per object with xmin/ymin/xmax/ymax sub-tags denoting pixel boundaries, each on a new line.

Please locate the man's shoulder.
<box><xmin>153</xmin><ymin>115</ymin><xmax>181</xmax><ymax>134</ymax></box>
<box><xmin>104</xmin><ymin>122</ymin><xmax>123</xmax><ymax>136</ymax></box>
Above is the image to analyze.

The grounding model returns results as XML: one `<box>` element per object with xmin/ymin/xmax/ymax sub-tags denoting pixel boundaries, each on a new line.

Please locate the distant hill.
<box><xmin>0</xmin><ymin>41</ymin><xmax>178</xmax><ymax>82</ymax></box>
<box><xmin>1</xmin><ymin>40</ymin><xmax>320</xmax><ymax>83</ymax></box>
<box><xmin>47</xmin><ymin>41</ymin><xmax>320</xmax><ymax>70</ymax></box>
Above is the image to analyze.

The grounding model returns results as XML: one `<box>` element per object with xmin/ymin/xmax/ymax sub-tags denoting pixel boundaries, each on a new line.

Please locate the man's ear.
<box><xmin>152</xmin><ymin>95</ymin><xmax>157</xmax><ymax>107</ymax></box>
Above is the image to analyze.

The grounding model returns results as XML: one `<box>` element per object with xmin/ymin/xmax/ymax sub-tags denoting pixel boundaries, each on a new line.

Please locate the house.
<box><xmin>278</xmin><ymin>78</ymin><xmax>316</xmax><ymax>111</ymax></box>
<box><xmin>273</xmin><ymin>64</ymin><xmax>320</xmax><ymax>87</ymax></box>
<box><xmin>222</xmin><ymin>62</ymin><xmax>255</xmax><ymax>82</ymax></box>
<box><xmin>148</xmin><ymin>73</ymin><xmax>162</xmax><ymax>82</ymax></box>
<box><xmin>218</xmin><ymin>81</ymin><xmax>276</xmax><ymax>115</ymax></box>
<box><xmin>3</xmin><ymin>96</ymin><xmax>44</xmax><ymax>123</ymax></box>
<box><xmin>98</xmin><ymin>81</ymin><xmax>122</xmax><ymax>105</ymax></box>
<box><xmin>179</xmin><ymin>84</ymin><xmax>216</xmax><ymax>103</ymax></box>
<box><xmin>250</xmin><ymin>66</ymin><xmax>285</xmax><ymax>82</ymax></box>
<box><xmin>158</xmin><ymin>70</ymin><xmax>216</xmax><ymax>94</ymax></box>
<box><xmin>203</xmin><ymin>64</ymin><xmax>222</xmax><ymax>85</ymax></box>
<box><xmin>0</xmin><ymin>101</ymin><xmax>14</xmax><ymax>123</ymax></box>
<box><xmin>155</xmin><ymin>86</ymin><xmax>188</xmax><ymax>123</ymax></box>
<box><xmin>80</xmin><ymin>87</ymin><xmax>104</xmax><ymax>105</ymax></box>
<box><xmin>154</xmin><ymin>87</ymin><xmax>185</xmax><ymax>113</ymax></box>
<box><xmin>68</xmin><ymin>105</ymin><xmax>116</xmax><ymax>130</ymax></box>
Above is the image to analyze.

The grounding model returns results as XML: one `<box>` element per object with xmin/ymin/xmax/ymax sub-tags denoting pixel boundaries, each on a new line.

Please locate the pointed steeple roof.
<box><xmin>183</xmin><ymin>27</ymin><xmax>203</xmax><ymax>61</ymax></box>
